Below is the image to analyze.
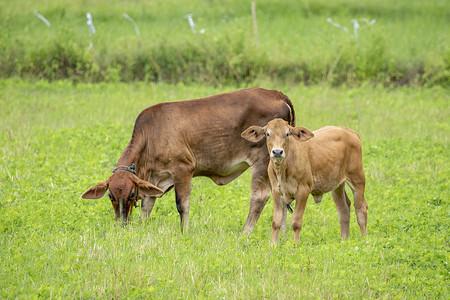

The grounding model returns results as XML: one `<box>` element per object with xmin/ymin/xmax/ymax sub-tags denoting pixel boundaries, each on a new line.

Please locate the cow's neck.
<box><xmin>116</xmin><ymin>136</ymin><xmax>144</xmax><ymax>177</ymax></box>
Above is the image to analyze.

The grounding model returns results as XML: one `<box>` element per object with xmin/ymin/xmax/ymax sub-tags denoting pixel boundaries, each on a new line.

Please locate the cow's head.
<box><xmin>241</xmin><ymin>118</ymin><xmax>314</xmax><ymax>165</ymax></box>
<box><xmin>81</xmin><ymin>165</ymin><xmax>164</xmax><ymax>223</ymax></box>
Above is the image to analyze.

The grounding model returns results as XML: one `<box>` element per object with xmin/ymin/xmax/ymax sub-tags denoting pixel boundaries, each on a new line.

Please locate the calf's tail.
<box><xmin>287</xmin><ymin>204</ymin><xmax>293</xmax><ymax>213</ymax></box>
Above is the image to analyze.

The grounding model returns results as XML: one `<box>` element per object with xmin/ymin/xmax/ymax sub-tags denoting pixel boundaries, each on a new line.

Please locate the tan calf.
<box><xmin>242</xmin><ymin>118</ymin><xmax>368</xmax><ymax>244</ymax></box>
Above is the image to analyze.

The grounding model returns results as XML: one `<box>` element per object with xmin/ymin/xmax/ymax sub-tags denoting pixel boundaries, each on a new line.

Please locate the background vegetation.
<box><xmin>0</xmin><ymin>80</ymin><xmax>448</xmax><ymax>298</ymax></box>
<box><xmin>0</xmin><ymin>0</ymin><xmax>449</xmax><ymax>86</ymax></box>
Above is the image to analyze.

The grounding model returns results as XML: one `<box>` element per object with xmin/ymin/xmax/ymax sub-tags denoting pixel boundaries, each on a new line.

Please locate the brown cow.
<box><xmin>82</xmin><ymin>88</ymin><xmax>295</xmax><ymax>233</ymax></box>
<box><xmin>241</xmin><ymin>118</ymin><xmax>368</xmax><ymax>244</ymax></box>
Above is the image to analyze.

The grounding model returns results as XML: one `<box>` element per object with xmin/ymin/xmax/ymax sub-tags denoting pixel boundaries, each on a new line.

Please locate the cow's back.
<box><xmin>304</xmin><ymin>126</ymin><xmax>362</xmax><ymax>193</ymax></box>
<box><xmin>311</xmin><ymin>126</ymin><xmax>361</xmax><ymax>154</ymax></box>
<box><xmin>133</xmin><ymin>88</ymin><xmax>294</xmax><ymax>178</ymax></box>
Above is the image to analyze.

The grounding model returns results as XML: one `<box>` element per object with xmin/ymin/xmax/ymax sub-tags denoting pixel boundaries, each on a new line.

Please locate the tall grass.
<box><xmin>0</xmin><ymin>0</ymin><xmax>449</xmax><ymax>86</ymax></box>
<box><xmin>0</xmin><ymin>80</ymin><xmax>448</xmax><ymax>297</ymax></box>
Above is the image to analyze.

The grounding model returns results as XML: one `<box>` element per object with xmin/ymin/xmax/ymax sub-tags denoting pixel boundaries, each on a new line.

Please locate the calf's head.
<box><xmin>81</xmin><ymin>167</ymin><xmax>163</xmax><ymax>223</ymax></box>
<box><xmin>241</xmin><ymin>118</ymin><xmax>314</xmax><ymax>164</ymax></box>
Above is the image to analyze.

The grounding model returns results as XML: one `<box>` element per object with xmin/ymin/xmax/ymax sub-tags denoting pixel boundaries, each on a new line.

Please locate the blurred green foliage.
<box><xmin>0</xmin><ymin>0</ymin><xmax>449</xmax><ymax>86</ymax></box>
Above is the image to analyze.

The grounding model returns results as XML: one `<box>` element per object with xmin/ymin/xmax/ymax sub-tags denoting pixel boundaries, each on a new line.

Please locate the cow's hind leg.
<box><xmin>242</xmin><ymin>165</ymin><xmax>271</xmax><ymax>234</ymax></box>
<box><xmin>331</xmin><ymin>183</ymin><xmax>351</xmax><ymax>240</ymax></box>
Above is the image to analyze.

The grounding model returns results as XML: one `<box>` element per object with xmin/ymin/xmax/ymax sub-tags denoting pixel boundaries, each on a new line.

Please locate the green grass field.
<box><xmin>0</xmin><ymin>0</ymin><xmax>449</xmax><ymax>298</ymax></box>
<box><xmin>0</xmin><ymin>79</ymin><xmax>448</xmax><ymax>298</ymax></box>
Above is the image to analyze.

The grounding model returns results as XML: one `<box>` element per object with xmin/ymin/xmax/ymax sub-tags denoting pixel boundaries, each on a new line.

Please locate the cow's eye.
<box><xmin>286</xmin><ymin>132</ymin><xmax>290</xmax><ymax>137</ymax></box>
<box><xmin>266</xmin><ymin>132</ymin><xmax>270</xmax><ymax>137</ymax></box>
<box><xmin>130</xmin><ymin>192</ymin><xmax>135</xmax><ymax>199</ymax></box>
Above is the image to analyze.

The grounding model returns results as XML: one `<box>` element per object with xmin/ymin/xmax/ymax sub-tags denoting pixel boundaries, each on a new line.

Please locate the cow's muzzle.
<box><xmin>119</xmin><ymin>199</ymin><xmax>130</xmax><ymax>225</ymax></box>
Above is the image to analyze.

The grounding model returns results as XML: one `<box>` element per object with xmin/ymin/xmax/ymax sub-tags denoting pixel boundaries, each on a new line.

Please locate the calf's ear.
<box><xmin>81</xmin><ymin>181</ymin><xmax>109</xmax><ymax>199</ymax></box>
<box><xmin>290</xmin><ymin>126</ymin><xmax>314</xmax><ymax>142</ymax></box>
<box><xmin>134</xmin><ymin>177</ymin><xmax>164</xmax><ymax>198</ymax></box>
<box><xmin>241</xmin><ymin>126</ymin><xmax>266</xmax><ymax>143</ymax></box>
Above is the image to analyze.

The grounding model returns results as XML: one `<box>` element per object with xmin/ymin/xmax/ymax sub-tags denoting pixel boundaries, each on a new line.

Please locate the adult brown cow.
<box><xmin>82</xmin><ymin>88</ymin><xmax>295</xmax><ymax>233</ymax></box>
<box><xmin>242</xmin><ymin>118</ymin><xmax>368</xmax><ymax>244</ymax></box>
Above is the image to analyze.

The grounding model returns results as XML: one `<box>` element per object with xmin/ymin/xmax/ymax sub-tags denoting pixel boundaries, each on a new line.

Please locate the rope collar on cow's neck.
<box><xmin>112</xmin><ymin>163</ymin><xmax>136</xmax><ymax>175</ymax></box>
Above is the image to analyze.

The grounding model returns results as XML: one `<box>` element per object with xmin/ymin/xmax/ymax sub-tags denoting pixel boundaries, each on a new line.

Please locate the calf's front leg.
<box><xmin>271</xmin><ymin>191</ymin><xmax>284</xmax><ymax>245</ymax></box>
<box><xmin>291</xmin><ymin>186</ymin><xmax>310</xmax><ymax>243</ymax></box>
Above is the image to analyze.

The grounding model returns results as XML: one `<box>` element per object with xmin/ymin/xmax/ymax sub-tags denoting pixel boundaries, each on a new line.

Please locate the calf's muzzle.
<box><xmin>271</xmin><ymin>149</ymin><xmax>285</xmax><ymax>158</ymax></box>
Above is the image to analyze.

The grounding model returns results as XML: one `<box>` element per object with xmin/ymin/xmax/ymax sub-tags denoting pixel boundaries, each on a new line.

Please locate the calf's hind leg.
<box><xmin>331</xmin><ymin>183</ymin><xmax>351</xmax><ymax>240</ymax></box>
<box><xmin>350</xmin><ymin>181</ymin><xmax>368</xmax><ymax>236</ymax></box>
<box><xmin>347</xmin><ymin>170</ymin><xmax>368</xmax><ymax>236</ymax></box>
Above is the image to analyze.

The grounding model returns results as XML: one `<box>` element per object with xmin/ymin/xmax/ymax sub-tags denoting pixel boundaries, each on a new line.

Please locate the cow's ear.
<box><xmin>81</xmin><ymin>180</ymin><xmax>109</xmax><ymax>199</ymax></box>
<box><xmin>134</xmin><ymin>177</ymin><xmax>164</xmax><ymax>198</ymax></box>
<box><xmin>241</xmin><ymin>126</ymin><xmax>266</xmax><ymax>143</ymax></box>
<box><xmin>290</xmin><ymin>126</ymin><xmax>314</xmax><ymax>142</ymax></box>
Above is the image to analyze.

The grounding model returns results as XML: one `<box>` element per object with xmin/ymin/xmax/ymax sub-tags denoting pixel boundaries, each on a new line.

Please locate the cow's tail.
<box><xmin>280</xmin><ymin>92</ymin><xmax>296</xmax><ymax>127</ymax></box>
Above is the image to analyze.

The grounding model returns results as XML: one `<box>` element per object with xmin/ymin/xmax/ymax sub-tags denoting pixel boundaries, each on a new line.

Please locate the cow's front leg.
<box><xmin>141</xmin><ymin>196</ymin><xmax>156</xmax><ymax>220</ymax></box>
<box><xmin>243</xmin><ymin>165</ymin><xmax>271</xmax><ymax>233</ymax></box>
<box><xmin>291</xmin><ymin>186</ymin><xmax>310</xmax><ymax>243</ymax></box>
<box><xmin>173</xmin><ymin>173</ymin><xmax>193</xmax><ymax>233</ymax></box>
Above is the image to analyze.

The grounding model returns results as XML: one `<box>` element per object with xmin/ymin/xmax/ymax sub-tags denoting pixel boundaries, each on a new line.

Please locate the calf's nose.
<box><xmin>271</xmin><ymin>149</ymin><xmax>284</xmax><ymax>158</ymax></box>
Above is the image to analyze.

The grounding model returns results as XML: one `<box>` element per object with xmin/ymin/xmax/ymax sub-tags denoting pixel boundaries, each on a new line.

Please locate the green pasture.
<box><xmin>1</xmin><ymin>0</ymin><xmax>449</xmax><ymax>86</ymax></box>
<box><xmin>0</xmin><ymin>79</ymin><xmax>448</xmax><ymax>298</ymax></box>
